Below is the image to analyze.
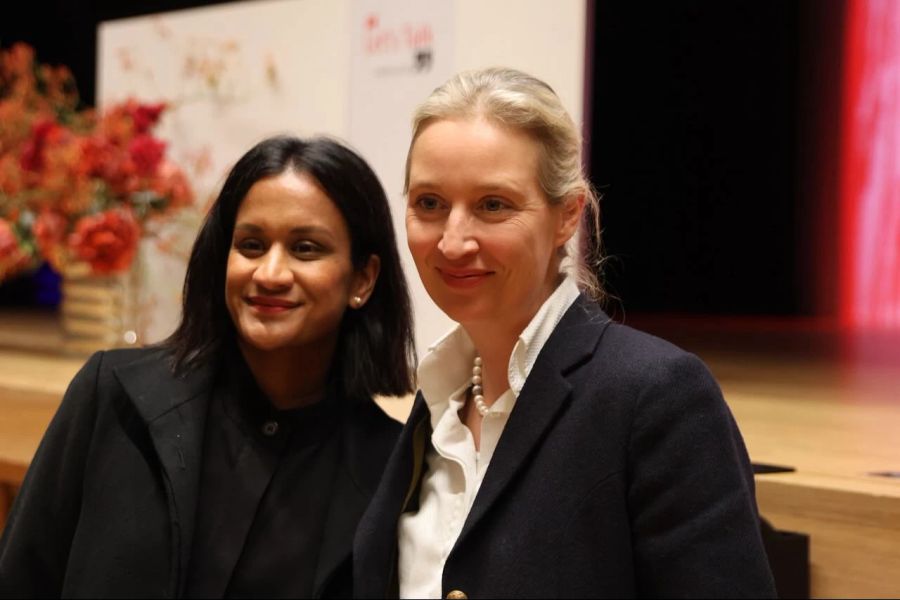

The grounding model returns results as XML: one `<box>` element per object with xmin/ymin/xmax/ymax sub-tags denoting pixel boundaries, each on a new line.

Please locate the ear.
<box><xmin>348</xmin><ymin>254</ymin><xmax>381</xmax><ymax>309</ymax></box>
<box><xmin>554</xmin><ymin>193</ymin><xmax>586</xmax><ymax>247</ymax></box>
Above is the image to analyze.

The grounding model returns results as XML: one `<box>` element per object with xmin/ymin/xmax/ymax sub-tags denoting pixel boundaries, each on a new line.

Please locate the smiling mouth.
<box><xmin>436</xmin><ymin>268</ymin><xmax>494</xmax><ymax>288</ymax></box>
<box><xmin>246</xmin><ymin>297</ymin><xmax>301</xmax><ymax>312</ymax></box>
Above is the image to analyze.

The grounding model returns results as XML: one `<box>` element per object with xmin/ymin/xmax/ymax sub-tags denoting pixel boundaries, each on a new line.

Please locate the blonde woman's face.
<box><xmin>406</xmin><ymin>117</ymin><xmax>578</xmax><ymax>335</ymax></box>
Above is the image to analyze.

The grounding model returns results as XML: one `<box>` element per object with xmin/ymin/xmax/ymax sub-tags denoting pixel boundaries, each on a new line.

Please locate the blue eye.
<box><xmin>482</xmin><ymin>197</ymin><xmax>507</xmax><ymax>212</ymax></box>
<box><xmin>416</xmin><ymin>195</ymin><xmax>441</xmax><ymax>210</ymax></box>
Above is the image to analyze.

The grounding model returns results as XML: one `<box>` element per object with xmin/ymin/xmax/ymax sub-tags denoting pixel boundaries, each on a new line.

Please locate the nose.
<box><xmin>437</xmin><ymin>207</ymin><xmax>478</xmax><ymax>260</ymax></box>
<box><xmin>253</xmin><ymin>245</ymin><xmax>293</xmax><ymax>289</ymax></box>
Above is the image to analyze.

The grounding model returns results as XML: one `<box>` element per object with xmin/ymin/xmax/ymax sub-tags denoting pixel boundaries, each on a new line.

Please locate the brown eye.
<box><xmin>292</xmin><ymin>240</ymin><xmax>323</xmax><ymax>257</ymax></box>
<box><xmin>236</xmin><ymin>238</ymin><xmax>265</xmax><ymax>256</ymax></box>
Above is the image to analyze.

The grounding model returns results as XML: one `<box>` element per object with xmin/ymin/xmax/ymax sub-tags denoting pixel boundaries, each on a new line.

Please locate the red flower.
<box><xmin>0</xmin><ymin>44</ymin><xmax>196</xmax><ymax>286</ymax></box>
<box><xmin>128</xmin><ymin>134</ymin><xmax>167</xmax><ymax>176</ymax></box>
<box><xmin>76</xmin><ymin>135</ymin><xmax>131</xmax><ymax>196</ymax></box>
<box><xmin>19</xmin><ymin>119</ymin><xmax>65</xmax><ymax>172</ymax></box>
<box><xmin>0</xmin><ymin>218</ymin><xmax>32</xmax><ymax>279</ymax></box>
<box><xmin>68</xmin><ymin>208</ymin><xmax>140</xmax><ymax>275</ymax></box>
<box><xmin>129</xmin><ymin>102</ymin><xmax>167</xmax><ymax>134</ymax></box>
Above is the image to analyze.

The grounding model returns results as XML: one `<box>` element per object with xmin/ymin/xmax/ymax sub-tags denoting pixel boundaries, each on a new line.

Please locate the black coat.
<box><xmin>354</xmin><ymin>296</ymin><xmax>777</xmax><ymax>598</ymax></box>
<box><xmin>0</xmin><ymin>347</ymin><xmax>401</xmax><ymax>598</ymax></box>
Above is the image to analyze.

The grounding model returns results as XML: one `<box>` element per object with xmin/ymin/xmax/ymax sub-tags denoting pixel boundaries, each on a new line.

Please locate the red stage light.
<box><xmin>840</xmin><ymin>0</ymin><xmax>900</xmax><ymax>330</ymax></box>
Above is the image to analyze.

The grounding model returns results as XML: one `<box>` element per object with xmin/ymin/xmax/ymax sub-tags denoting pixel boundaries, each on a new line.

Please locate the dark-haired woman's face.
<box><xmin>225</xmin><ymin>171</ymin><xmax>377</xmax><ymax>355</ymax></box>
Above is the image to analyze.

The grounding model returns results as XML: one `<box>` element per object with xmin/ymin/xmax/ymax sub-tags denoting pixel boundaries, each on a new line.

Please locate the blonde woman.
<box><xmin>353</xmin><ymin>68</ymin><xmax>775</xmax><ymax>598</ymax></box>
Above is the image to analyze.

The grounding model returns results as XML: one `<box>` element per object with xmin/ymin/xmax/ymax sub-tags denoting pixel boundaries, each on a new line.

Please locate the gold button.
<box><xmin>446</xmin><ymin>591</ymin><xmax>468</xmax><ymax>600</ymax></box>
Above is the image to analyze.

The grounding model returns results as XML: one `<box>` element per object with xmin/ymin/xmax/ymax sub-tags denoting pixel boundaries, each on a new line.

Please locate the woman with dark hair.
<box><xmin>0</xmin><ymin>135</ymin><xmax>416</xmax><ymax>598</ymax></box>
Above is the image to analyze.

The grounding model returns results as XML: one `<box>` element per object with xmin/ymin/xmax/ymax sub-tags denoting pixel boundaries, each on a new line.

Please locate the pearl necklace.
<box><xmin>471</xmin><ymin>356</ymin><xmax>490</xmax><ymax>417</ymax></box>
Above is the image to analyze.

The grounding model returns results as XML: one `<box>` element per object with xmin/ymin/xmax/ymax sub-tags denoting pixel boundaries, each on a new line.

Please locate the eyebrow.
<box><xmin>234</xmin><ymin>223</ymin><xmax>334</xmax><ymax>237</ymax></box>
<box><xmin>409</xmin><ymin>180</ymin><xmax>525</xmax><ymax>195</ymax></box>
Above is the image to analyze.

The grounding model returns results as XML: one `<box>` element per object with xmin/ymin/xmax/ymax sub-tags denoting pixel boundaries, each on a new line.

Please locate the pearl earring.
<box><xmin>352</xmin><ymin>296</ymin><xmax>363</xmax><ymax>307</ymax></box>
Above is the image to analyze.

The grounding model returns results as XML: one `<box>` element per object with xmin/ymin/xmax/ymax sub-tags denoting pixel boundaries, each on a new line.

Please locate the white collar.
<box><xmin>417</xmin><ymin>276</ymin><xmax>581</xmax><ymax>426</ymax></box>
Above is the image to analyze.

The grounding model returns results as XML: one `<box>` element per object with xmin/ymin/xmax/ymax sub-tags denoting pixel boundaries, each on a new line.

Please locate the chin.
<box><xmin>240</xmin><ymin>336</ymin><xmax>294</xmax><ymax>353</ymax></box>
<box><xmin>431</xmin><ymin>295</ymin><xmax>497</xmax><ymax>326</ymax></box>
<box><xmin>236</xmin><ymin>323</ymin><xmax>299</xmax><ymax>353</ymax></box>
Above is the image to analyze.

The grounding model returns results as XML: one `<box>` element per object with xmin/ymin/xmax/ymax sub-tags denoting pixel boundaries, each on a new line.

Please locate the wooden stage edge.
<box><xmin>1</xmin><ymin>312</ymin><xmax>899</xmax><ymax>598</ymax></box>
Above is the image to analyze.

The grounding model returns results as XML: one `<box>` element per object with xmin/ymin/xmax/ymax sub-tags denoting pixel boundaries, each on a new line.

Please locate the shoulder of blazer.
<box><xmin>536</xmin><ymin>293</ymin><xmax>615</xmax><ymax>375</ymax></box>
<box><xmin>107</xmin><ymin>346</ymin><xmax>215</xmax><ymax>424</ymax></box>
<box><xmin>546</xmin><ymin>294</ymin><xmax>709</xmax><ymax>376</ymax></box>
<box><xmin>590</xmin><ymin>317</ymin><xmax>713</xmax><ymax>383</ymax></box>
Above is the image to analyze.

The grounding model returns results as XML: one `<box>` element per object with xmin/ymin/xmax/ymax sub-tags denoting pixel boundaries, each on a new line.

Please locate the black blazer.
<box><xmin>354</xmin><ymin>296</ymin><xmax>776</xmax><ymax>598</ymax></box>
<box><xmin>0</xmin><ymin>347</ymin><xmax>401</xmax><ymax>598</ymax></box>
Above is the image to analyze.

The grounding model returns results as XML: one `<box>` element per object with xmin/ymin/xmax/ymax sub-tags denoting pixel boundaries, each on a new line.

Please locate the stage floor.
<box><xmin>1</xmin><ymin>312</ymin><xmax>898</xmax><ymax>597</ymax></box>
<box><xmin>625</xmin><ymin>315</ymin><xmax>900</xmax><ymax>598</ymax></box>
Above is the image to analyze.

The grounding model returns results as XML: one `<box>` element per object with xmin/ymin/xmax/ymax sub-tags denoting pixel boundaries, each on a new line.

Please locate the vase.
<box><xmin>59</xmin><ymin>260</ymin><xmax>142</xmax><ymax>357</ymax></box>
<box><xmin>57</xmin><ymin>214</ymin><xmax>198</xmax><ymax>356</ymax></box>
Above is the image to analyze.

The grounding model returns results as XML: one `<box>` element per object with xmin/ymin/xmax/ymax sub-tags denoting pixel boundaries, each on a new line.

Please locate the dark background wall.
<box><xmin>592</xmin><ymin>2</ymin><xmax>801</xmax><ymax>316</ymax></box>
<box><xmin>590</xmin><ymin>1</ymin><xmax>843</xmax><ymax>318</ymax></box>
<box><xmin>1</xmin><ymin>0</ymin><xmax>844</xmax><ymax>317</ymax></box>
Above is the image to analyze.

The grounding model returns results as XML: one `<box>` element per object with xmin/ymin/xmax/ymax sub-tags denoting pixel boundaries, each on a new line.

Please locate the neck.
<box><xmin>238</xmin><ymin>338</ymin><xmax>337</xmax><ymax>410</ymax></box>
<box><xmin>463</xmin><ymin>270</ymin><xmax>564</xmax><ymax>406</ymax></box>
<box><xmin>463</xmin><ymin>324</ymin><xmax>518</xmax><ymax>407</ymax></box>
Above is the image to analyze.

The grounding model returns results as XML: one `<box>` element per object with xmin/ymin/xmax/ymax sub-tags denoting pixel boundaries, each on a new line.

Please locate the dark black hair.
<box><xmin>163</xmin><ymin>135</ymin><xmax>416</xmax><ymax>399</ymax></box>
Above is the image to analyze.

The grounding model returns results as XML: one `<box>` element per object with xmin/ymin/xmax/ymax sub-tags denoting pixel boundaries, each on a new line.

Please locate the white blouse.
<box><xmin>397</xmin><ymin>277</ymin><xmax>581</xmax><ymax>599</ymax></box>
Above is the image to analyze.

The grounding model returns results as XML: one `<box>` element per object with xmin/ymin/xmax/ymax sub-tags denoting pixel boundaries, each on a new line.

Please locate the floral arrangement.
<box><xmin>0</xmin><ymin>43</ymin><xmax>193</xmax><ymax>282</ymax></box>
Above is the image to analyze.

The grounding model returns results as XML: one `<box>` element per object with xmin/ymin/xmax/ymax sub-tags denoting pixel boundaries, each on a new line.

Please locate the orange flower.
<box><xmin>77</xmin><ymin>135</ymin><xmax>117</xmax><ymax>178</ymax></box>
<box><xmin>61</xmin><ymin>180</ymin><xmax>96</xmax><ymax>216</ymax></box>
<box><xmin>31</xmin><ymin>138</ymin><xmax>82</xmax><ymax>203</ymax></box>
<box><xmin>0</xmin><ymin>217</ymin><xmax>32</xmax><ymax>279</ymax></box>
<box><xmin>1</xmin><ymin>44</ymin><xmax>195</xmax><ymax>283</ymax></box>
<box><xmin>36</xmin><ymin>65</ymin><xmax>78</xmax><ymax>111</ymax></box>
<box><xmin>98</xmin><ymin>101</ymin><xmax>137</xmax><ymax>144</ymax></box>
<box><xmin>0</xmin><ymin>153</ymin><xmax>25</xmax><ymax>196</ymax></box>
<box><xmin>0</xmin><ymin>44</ymin><xmax>36</xmax><ymax>89</ymax></box>
<box><xmin>68</xmin><ymin>208</ymin><xmax>140</xmax><ymax>275</ymax></box>
<box><xmin>33</xmin><ymin>209</ymin><xmax>68</xmax><ymax>271</ymax></box>
<box><xmin>152</xmin><ymin>160</ymin><xmax>194</xmax><ymax>209</ymax></box>
<box><xmin>0</xmin><ymin>99</ymin><xmax>38</xmax><ymax>151</ymax></box>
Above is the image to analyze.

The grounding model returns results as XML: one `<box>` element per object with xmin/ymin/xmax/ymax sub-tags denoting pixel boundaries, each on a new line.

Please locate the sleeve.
<box><xmin>626</xmin><ymin>352</ymin><xmax>777</xmax><ymax>598</ymax></box>
<box><xmin>0</xmin><ymin>351</ymin><xmax>105</xmax><ymax>598</ymax></box>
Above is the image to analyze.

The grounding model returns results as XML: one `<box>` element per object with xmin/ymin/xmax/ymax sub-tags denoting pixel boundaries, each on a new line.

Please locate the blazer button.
<box><xmin>446</xmin><ymin>591</ymin><xmax>468</xmax><ymax>600</ymax></box>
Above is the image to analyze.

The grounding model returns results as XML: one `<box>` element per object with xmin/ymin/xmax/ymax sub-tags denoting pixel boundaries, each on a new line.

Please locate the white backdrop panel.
<box><xmin>97</xmin><ymin>0</ymin><xmax>586</xmax><ymax>355</ymax></box>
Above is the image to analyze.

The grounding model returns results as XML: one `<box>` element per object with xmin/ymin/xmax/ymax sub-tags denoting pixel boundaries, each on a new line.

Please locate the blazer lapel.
<box><xmin>353</xmin><ymin>394</ymin><xmax>431</xmax><ymax>598</ymax></box>
<box><xmin>114</xmin><ymin>351</ymin><xmax>213</xmax><ymax>598</ymax></box>
<box><xmin>455</xmin><ymin>296</ymin><xmax>612</xmax><ymax>546</ymax></box>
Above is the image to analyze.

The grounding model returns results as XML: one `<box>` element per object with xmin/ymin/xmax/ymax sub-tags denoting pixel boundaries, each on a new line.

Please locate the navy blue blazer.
<box><xmin>353</xmin><ymin>296</ymin><xmax>776</xmax><ymax>598</ymax></box>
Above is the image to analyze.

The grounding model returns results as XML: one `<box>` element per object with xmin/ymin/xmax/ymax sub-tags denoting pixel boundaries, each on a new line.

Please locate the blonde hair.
<box><xmin>404</xmin><ymin>67</ymin><xmax>604</xmax><ymax>301</ymax></box>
